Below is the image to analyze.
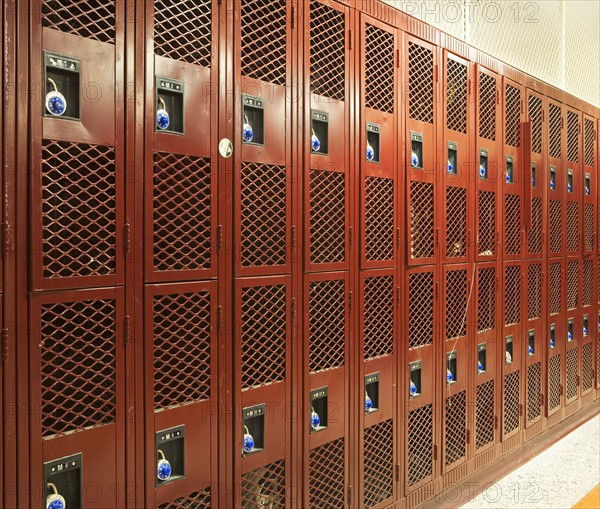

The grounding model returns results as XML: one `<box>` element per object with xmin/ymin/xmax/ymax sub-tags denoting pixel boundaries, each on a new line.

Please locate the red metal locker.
<box><xmin>582</xmin><ymin>115</ymin><xmax>597</xmax><ymax>255</ymax></box>
<box><xmin>404</xmin><ymin>36</ymin><xmax>439</xmax><ymax>266</ymax></box>
<box><xmin>547</xmin><ymin>258</ymin><xmax>565</xmax><ymax>419</ymax></box>
<box><xmin>547</xmin><ymin>99</ymin><xmax>566</xmax><ymax>258</ymax></box>
<box><xmin>441</xmin><ymin>51</ymin><xmax>472</xmax><ymax>265</ymax></box>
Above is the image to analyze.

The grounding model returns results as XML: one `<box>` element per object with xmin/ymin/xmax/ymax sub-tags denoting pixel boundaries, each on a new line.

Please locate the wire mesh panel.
<box><xmin>584</xmin><ymin>203</ymin><xmax>594</xmax><ymax>252</ymax></box>
<box><xmin>41</xmin><ymin>140</ymin><xmax>117</xmax><ymax>281</ymax></box>
<box><xmin>527</xmin><ymin>362</ymin><xmax>542</xmax><ymax>423</ymax></box>
<box><xmin>154</xmin><ymin>0</ymin><xmax>211</xmax><ymax>67</ymax></box>
<box><xmin>528</xmin><ymin>198</ymin><xmax>542</xmax><ymax>254</ymax></box>
<box><xmin>479</xmin><ymin>72</ymin><xmax>497</xmax><ymax>141</ymax></box>
<box><xmin>40</xmin><ymin>298</ymin><xmax>117</xmax><ymax>438</ymax></box>
<box><xmin>408</xmin><ymin>271</ymin><xmax>434</xmax><ymax>349</ymax></box>
<box><xmin>505</xmin><ymin>194</ymin><xmax>521</xmax><ymax>255</ymax></box>
<box><xmin>567</xmin><ymin>111</ymin><xmax>579</xmax><ymax>163</ymax></box>
<box><xmin>567</xmin><ymin>260</ymin><xmax>578</xmax><ymax>311</ymax></box>
<box><xmin>409</xmin><ymin>182</ymin><xmax>435</xmax><ymax>259</ymax></box>
<box><xmin>446</xmin><ymin>187</ymin><xmax>467</xmax><ymax>259</ymax></box>
<box><xmin>240</xmin><ymin>163</ymin><xmax>287</xmax><ymax>269</ymax></box>
<box><xmin>309</xmin><ymin>438</ymin><xmax>345</xmax><ymax>508</ymax></box>
<box><xmin>584</xmin><ymin>118</ymin><xmax>595</xmax><ymax>167</ymax></box>
<box><xmin>153</xmin><ymin>291</ymin><xmax>211</xmax><ymax>410</ymax></box>
<box><xmin>548</xmin><ymin>355</ymin><xmax>561</xmax><ymax>412</ymax></box>
<box><xmin>365</xmin><ymin>176</ymin><xmax>394</xmax><ymax>262</ymax></box>
<box><xmin>581</xmin><ymin>343</ymin><xmax>593</xmax><ymax>393</ymax></box>
<box><xmin>158</xmin><ymin>486</ymin><xmax>211</xmax><ymax>509</ymax></box>
<box><xmin>567</xmin><ymin>202</ymin><xmax>580</xmax><ymax>253</ymax></box>
<box><xmin>309</xmin><ymin>170</ymin><xmax>346</xmax><ymax>265</ymax></box>
<box><xmin>505</xmin><ymin>84</ymin><xmax>521</xmax><ymax>148</ymax></box>
<box><xmin>504</xmin><ymin>265</ymin><xmax>521</xmax><ymax>326</ymax></box>
<box><xmin>309</xmin><ymin>0</ymin><xmax>345</xmax><ymax>101</ymax></box>
<box><xmin>241</xmin><ymin>460</ymin><xmax>286</xmax><ymax>509</ymax></box>
<box><xmin>566</xmin><ymin>348</ymin><xmax>578</xmax><ymax>401</ymax></box>
<box><xmin>478</xmin><ymin>190</ymin><xmax>496</xmax><ymax>256</ymax></box>
<box><xmin>241</xmin><ymin>284</ymin><xmax>286</xmax><ymax>390</ymax></box>
<box><xmin>529</xmin><ymin>95</ymin><xmax>542</xmax><ymax>155</ymax></box>
<box><xmin>503</xmin><ymin>371</ymin><xmax>520</xmax><ymax>436</ymax></box>
<box><xmin>583</xmin><ymin>260</ymin><xmax>593</xmax><ymax>307</ymax></box>
<box><xmin>363</xmin><ymin>420</ymin><xmax>394</xmax><ymax>508</ymax></box>
<box><xmin>549</xmin><ymin>103</ymin><xmax>562</xmax><ymax>159</ymax></box>
<box><xmin>241</xmin><ymin>0</ymin><xmax>286</xmax><ymax>85</ymax></box>
<box><xmin>153</xmin><ymin>152</ymin><xmax>211</xmax><ymax>275</ymax></box>
<box><xmin>445</xmin><ymin>269</ymin><xmax>467</xmax><ymax>340</ymax></box>
<box><xmin>364</xmin><ymin>24</ymin><xmax>394</xmax><ymax>114</ymax></box>
<box><xmin>477</xmin><ymin>267</ymin><xmax>496</xmax><ymax>332</ymax></box>
<box><xmin>446</xmin><ymin>58</ymin><xmax>467</xmax><ymax>134</ymax></box>
<box><xmin>408</xmin><ymin>42</ymin><xmax>434</xmax><ymax>124</ymax></box>
<box><xmin>363</xmin><ymin>275</ymin><xmax>394</xmax><ymax>360</ymax></box>
<box><xmin>549</xmin><ymin>263</ymin><xmax>562</xmax><ymax>315</ymax></box>
<box><xmin>528</xmin><ymin>264</ymin><xmax>542</xmax><ymax>320</ymax></box>
<box><xmin>407</xmin><ymin>404</ymin><xmax>433</xmax><ymax>486</ymax></box>
<box><xmin>445</xmin><ymin>391</ymin><xmax>466</xmax><ymax>466</ymax></box>
<box><xmin>598</xmin><ymin>339</ymin><xmax>600</xmax><ymax>389</ymax></box>
<box><xmin>549</xmin><ymin>200</ymin><xmax>562</xmax><ymax>254</ymax></box>
<box><xmin>476</xmin><ymin>380</ymin><xmax>495</xmax><ymax>450</ymax></box>
<box><xmin>42</xmin><ymin>0</ymin><xmax>116</xmax><ymax>44</ymax></box>
<box><xmin>309</xmin><ymin>278</ymin><xmax>345</xmax><ymax>373</ymax></box>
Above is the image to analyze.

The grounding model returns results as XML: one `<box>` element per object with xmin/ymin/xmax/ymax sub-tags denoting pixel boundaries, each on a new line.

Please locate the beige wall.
<box><xmin>384</xmin><ymin>0</ymin><xmax>600</xmax><ymax>107</ymax></box>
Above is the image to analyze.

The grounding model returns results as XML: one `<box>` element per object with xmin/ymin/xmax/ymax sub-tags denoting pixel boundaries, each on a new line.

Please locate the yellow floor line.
<box><xmin>573</xmin><ymin>483</ymin><xmax>600</xmax><ymax>509</ymax></box>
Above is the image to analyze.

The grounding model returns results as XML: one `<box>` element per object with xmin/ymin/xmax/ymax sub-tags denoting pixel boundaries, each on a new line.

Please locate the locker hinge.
<box><xmin>395</xmin><ymin>464</ymin><xmax>400</xmax><ymax>482</ymax></box>
<box><xmin>291</xmin><ymin>225</ymin><xmax>296</xmax><ymax>251</ymax></box>
<box><xmin>217</xmin><ymin>305</ymin><xmax>222</xmax><ymax>334</ymax></box>
<box><xmin>433</xmin><ymin>444</ymin><xmax>438</xmax><ymax>460</ymax></box>
<box><xmin>395</xmin><ymin>49</ymin><xmax>400</xmax><ymax>68</ymax></box>
<box><xmin>396</xmin><ymin>227</ymin><xmax>401</xmax><ymax>249</ymax></box>
<box><xmin>291</xmin><ymin>5</ymin><xmax>296</xmax><ymax>29</ymax></box>
<box><xmin>123</xmin><ymin>223</ymin><xmax>131</xmax><ymax>255</ymax></box>
<box><xmin>496</xmin><ymin>88</ymin><xmax>500</xmax><ymax>104</ymax></box>
<box><xmin>216</xmin><ymin>224</ymin><xmax>223</xmax><ymax>252</ymax></box>
<box><xmin>578</xmin><ymin>121</ymin><xmax>581</xmax><ymax>134</ymax></box>
<box><xmin>396</xmin><ymin>286</ymin><xmax>401</xmax><ymax>307</ymax></box>
<box><xmin>347</xmin><ymin>485</ymin><xmax>353</xmax><ymax>506</ymax></box>
<box><xmin>560</xmin><ymin>384</ymin><xmax>564</xmax><ymax>396</ymax></box>
<box><xmin>1</xmin><ymin>222</ymin><xmax>11</xmax><ymax>257</ymax></box>
<box><xmin>348</xmin><ymin>292</ymin><xmax>353</xmax><ymax>312</ymax></box>
<box><xmin>466</xmin><ymin>429</ymin><xmax>471</xmax><ymax>444</ymax></box>
<box><xmin>521</xmin><ymin>99</ymin><xmax>524</xmax><ymax>113</ymax></box>
<box><xmin>1</xmin><ymin>329</ymin><xmax>8</xmax><ymax>363</ymax></box>
<box><xmin>434</xmin><ymin>64</ymin><xmax>439</xmax><ymax>82</ymax></box>
<box><xmin>348</xmin><ymin>30</ymin><xmax>353</xmax><ymax>50</ymax></box>
<box><xmin>542</xmin><ymin>109</ymin><xmax>545</xmax><ymax>122</ymax></box>
<box><xmin>291</xmin><ymin>298</ymin><xmax>297</xmax><ymax>325</ymax></box>
<box><xmin>561</xmin><ymin>116</ymin><xmax>564</xmax><ymax>129</ymax></box>
<box><xmin>348</xmin><ymin>227</ymin><xmax>353</xmax><ymax>248</ymax></box>
<box><xmin>435</xmin><ymin>227</ymin><xmax>440</xmax><ymax>247</ymax></box>
<box><xmin>519</xmin><ymin>403</ymin><xmax>524</xmax><ymax>417</ymax></box>
<box><xmin>468</xmin><ymin>79</ymin><xmax>471</xmax><ymax>96</ymax></box>
<box><xmin>577</xmin><ymin>375</ymin><xmax>580</xmax><ymax>386</ymax></box>
<box><xmin>435</xmin><ymin>281</ymin><xmax>439</xmax><ymax>301</ymax></box>
<box><xmin>124</xmin><ymin>316</ymin><xmax>132</xmax><ymax>344</ymax></box>
<box><xmin>494</xmin><ymin>415</ymin><xmax>499</xmax><ymax>429</ymax></box>
<box><xmin>540</xmin><ymin>392</ymin><xmax>545</xmax><ymax>406</ymax></box>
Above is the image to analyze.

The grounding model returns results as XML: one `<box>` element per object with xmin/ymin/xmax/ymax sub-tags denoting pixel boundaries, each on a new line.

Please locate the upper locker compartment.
<box><xmin>565</xmin><ymin>106</ymin><xmax>583</xmax><ymax>256</ymax></box>
<box><xmin>305</xmin><ymin>0</ymin><xmax>352</xmax><ymax>273</ymax></box>
<box><xmin>359</xmin><ymin>17</ymin><xmax>398</xmax><ymax>271</ymax></box>
<box><xmin>525</xmin><ymin>90</ymin><xmax>544</xmax><ymax>260</ymax></box>
<box><xmin>474</xmin><ymin>66</ymin><xmax>501</xmax><ymax>262</ymax></box>
<box><xmin>582</xmin><ymin>115</ymin><xmax>597</xmax><ymax>255</ymax></box>
<box><xmin>441</xmin><ymin>51</ymin><xmax>471</xmax><ymax>264</ymax></box>
<box><xmin>405</xmin><ymin>36</ymin><xmax>438</xmax><ymax>266</ymax></box>
<box><xmin>145</xmin><ymin>0</ymin><xmax>217</xmax><ymax>283</ymax></box>
<box><xmin>32</xmin><ymin>0</ymin><xmax>125</xmax><ymax>291</ymax></box>
<box><xmin>547</xmin><ymin>98</ymin><xmax>566</xmax><ymax>258</ymax></box>
<box><xmin>234</xmin><ymin>0</ymin><xmax>293</xmax><ymax>277</ymax></box>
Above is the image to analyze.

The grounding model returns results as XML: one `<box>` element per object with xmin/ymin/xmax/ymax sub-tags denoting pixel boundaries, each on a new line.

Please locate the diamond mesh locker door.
<box><xmin>547</xmin><ymin>259</ymin><xmax>565</xmax><ymax>418</ymax></box>
<box><xmin>145</xmin><ymin>0</ymin><xmax>217</xmax><ymax>283</ymax></box>
<box><xmin>235</xmin><ymin>276</ymin><xmax>291</xmax><ymax>503</ymax></box>
<box><xmin>305</xmin><ymin>271</ymin><xmax>349</xmax><ymax>509</ymax></box>
<box><xmin>146</xmin><ymin>281</ymin><xmax>217</xmax><ymax>508</ymax></box>
<box><xmin>526</xmin><ymin>92</ymin><xmax>544</xmax><ymax>259</ymax></box>
<box><xmin>475</xmin><ymin>68</ymin><xmax>501</xmax><ymax>262</ymax></box>
<box><xmin>525</xmin><ymin>261</ymin><xmax>543</xmax><ymax>429</ymax></box>
<box><xmin>405</xmin><ymin>36</ymin><xmax>438</xmax><ymax>266</ymax></box>
<box><xmin>306</xmin><ymin>0</ymin><xmax>351</xmax><ymax>273</ymax></box>
<box><xmin>234</xmin><ymin>0</ymin><xmax>293</xmax><ymax>278</ymax></box>
<box><xmin>548</xmin><ymin>100</ymin><xmax>566</xmax><ymax>257</ymax></box>
<box><xmin>30</xmin><ymin>288</ymin><xmax>125</xmax><ymax>508</ymax></box>
<box><xmin>32</xmin><ymin>0</ymin><xmax>125</xmax><ymax>291</ymax></box>
<box><xmin>583</xmin><ymin>115</ymin><xmax>597</xmax><ymax>254</ymax></box>
<box><xmin>566</xmin><ymin>108</ymin><xmax>582</xmax><ymax>256</ymax></box>
<box><xmin>442</xmin><ymin>52</ymin><xmax>470</xmax><ymax>264</ymax></box>
<box><xmin>360</xmin><ymin>18</ymin><xmax>397</xmax><ymax>271</ymax></box>
<box><xmin>360</xmin><ymin>269</ymin><xmax>396</xmax><ymax>508</ymax></box>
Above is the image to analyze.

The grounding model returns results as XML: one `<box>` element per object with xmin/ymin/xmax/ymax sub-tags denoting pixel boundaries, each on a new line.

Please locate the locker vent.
<box><xmin>549</xmin><ymin>263</ymin><xmax>562</xmax><ymax>315</ymax></box>
<box><xmin>363</xmin><ymin>419</ymin><xmax>394</xmax><ymax>508</ymax></box>
<box><xmin>42</xmin><ymin>140</ymin><xmax>116</xmax><ymax>280</ymax></box>
<box><xmin>549</xmin><ymin>104</ymin><xmax>562</xmax><ymax>159</ymax></box>
<box><xmin>478</xmin><ymin>72</ymin><xmax>497</xmax><ymax>141</ymax></box>
<box><xmin>566</xmin><ymin>348</ymin><xmax>578</xmax><ymax>400</ymax></box>
<box><xmin>528</xmin><ymin>95</ymin><xmax>543</xmax><ymax>154</ymax></box>
<box><xmin>241</xmin><ymin>285</ymin><xmax>286</xmax><ymax>390</ymax></box>
<box><xmin>567</xmin><ymin>260</ymin><xmax>578</xmax><ymax>311</ymax></box>
<box><xmin>365</xmin><ymin>176</ymin><xmax>394</xmax><ymax>262</ymax></box>
<box><xmin>241</xmin><ymin>460</ymin><xmax>286</xmax><ymax>509</ymax></box>
<box><xmin>158</xmin><ymin>486</ymin><xmax>211</xmax><ymax>509</ymax></box>
<box><xmin>567</xmin><ymin>202</ymin><xmax>580</xmax><ymax>252</ymax></box>
<box><xmin>567</xmin><ymin>111</ymin><xmax>579</xmax><ymax>163</ymax></box>
<box><xmin>408</xmin><ymin>404</ymin><xmax>433</xmax><ymax>485</ymax></box>
<box><xmin>408</xmin><ymin>271</ymin><xmax>434</xmax><ymax>349</ymax></box>
<box><xmin>584</xmin><ymin>204</ymin><xmax>594</xmax><ymax>252</ymax></box>
<box><xmin>583</xmin><ymin>260</ymin><xmax>593</xmax><ymax>307</ymax></box>
<box><xmin>581</xmin><ymin>343</ymin><xmax>593</xmax><ymax>392</ymax></box>
<box><xmin>584</xmin><ymin>118</ymin><xmax>595</xmax><ymax>166</ymax></box>
<box><xmin>309</xmin><ymin>438</ymin><xmax>345</xmax><ymax>508</ymax></box>
<box><xmin>241</xmin><ymin>0</ymin><xmax>286</xmax><ymax>85</ymax></box>
<box><xmin>364</xmin><ymin>275</ymin><xmax>394</xmax><ymax>360</ymax></box>
<box><xmin>504</xmin><ymin>371</ymin><xmax>520</xmax><ymax>435</ymax></box>
<box><xmin>365</xmin><ymin>24</ymin><xmax>394</xmax><ymax>114</ymax></box>
<box><xmin>410</xmin><ymin>181</ymin><xmax>435</xmax><ymax>259</ymax></box>
<box><xmin>446</xmin><ymin>58</ymin><xmax>468</xmax><ymax>134</ymax></box>
<box><xmin>445</xmin><ymin>269</ymin><xmax>467</xmax><ymax>340</ymax></box>
<box><xmin>153</xmin><ymin>292</ymin><xmax>211</xmax><ymax>410</ymax></box>
<box><xmin>478</xmin><ymin>190</ymin><xmax>496</xmax><ymax>256</ymax></box>
<box><xmin>548</xmin><ymin>355</ymin><xmax>561</xmax><ymax>411</ymax></box>
<box><xmin>41</xmin><ymin>299</ymin><xmax>116</xmax><ymax>437</ymax></box>
<box><xmin>527</xmin><ymin>264</ymin><xmax>542</xmax><ymax>320</ymax></box>
<box><xmin>408</xmin><ymin>42</ymin><xmax>434</xmax><ymax>124</ymax></box>
<box><xmin>241</xmin><ymin>163</ymin><xmax>287</xmax><ymax>268</ymax></box>
<box><xmin>477</xmin><ymin>267</ymin><xmax>496</xmax><ymax>333</ymax></box>
<box><xmin>42</xmin><ymin>0</ymin><xmax>115</xmax><ymax>44</ymax></box>
<box><xmin>446</xmin><ymin>186</ymin><xmax>467</xmax><ymax>259</ymax></box>
<box><xmin>309</xmin><ymin>279</ymin><xmax>345</xmax><ymax>373</ymax></box>
<box><xmin>504</xmin><ymin>193</ymin><xmax>521</xmax><ymax>255</ymax></box>
<box><xmin>154</xmin><ymin>0</ymin><xmax>211</xmax><ymax>68</ymax></box>
<box><xmin>476</xmin><ymin>380</ymin><xmax>495</xmax><ymax>449</ymax></box>
<box><xmin>549</xmin><ymin>200</ymin><xmax>562</xmax><ymax>253</ymax></box>
<box><xmin>504</xmin><ymin>265</ymin><xmax>521</xmax><ymax>326</ymax></box>
<box><xmin>527</xmin><ymin>362</ymin><xmax>542</xmax><ymax>422</ymax></box>
<box><xmin>528</xmin><ymin>198</ymin><xmax>542</xmax><ymax>254</ymax></box>
<box><xmin>505</xmin><ymin>84</ymin><xmax>521</xmax><ymax>147</ymax></box>
<box><xmin>310</xmin><ymin>0</ymin><xmax>345</xmax><ymax>101</ymax></box>
<box><xmin>153</xmin><ymin>152</ymin><xmax>211</xmax><ymax>273</ymax></box>
<box><xmin>445</xmin><ymin>390</ymin><xmax>466</xmax><ymax>466</ymax></box>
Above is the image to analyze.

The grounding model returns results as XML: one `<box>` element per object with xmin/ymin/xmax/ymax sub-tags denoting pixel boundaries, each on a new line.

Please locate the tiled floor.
<box><xmin>459</xmin><ymin>414</ymin><xmax>600</xmax><ymax>509</ymax></box>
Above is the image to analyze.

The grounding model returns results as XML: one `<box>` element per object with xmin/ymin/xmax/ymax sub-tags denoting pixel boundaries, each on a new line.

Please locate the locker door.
<box><xmin>582</xmin><ymin>115</ymin><xmax>597</xmax><ymax>255</ymax></box>
<box><xmin>547</xmin><ymin>259</ymin><xmax>565</xmax><ymax>419</ymax></box>
<box><xmin>580</xmin><ymin>260</ymin><xmax>595</xmax><ymax>399</ymax></box>
<box><xmin>547</xmin><ymin>99</ymin><xmax>566</xmax><ymax>258</ymax></box>
<box><xmin>405</xmin><ymin>36</ymin><xmax>438</xmax><ymax>266</ymax></box>
<box><xmin>525</xmin><ymin>91</ymin><xmax>544</xmax><ymax>260</ymax></box>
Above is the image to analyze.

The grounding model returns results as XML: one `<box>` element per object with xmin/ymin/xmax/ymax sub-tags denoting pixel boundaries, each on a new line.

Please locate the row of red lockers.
<box><xmin>1</xmin><ymin>0</ymin><xmax>599</xmax><ymax>508</ymax></box>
